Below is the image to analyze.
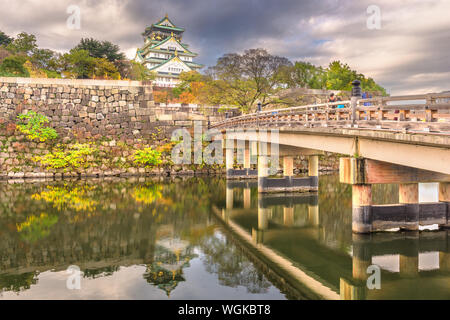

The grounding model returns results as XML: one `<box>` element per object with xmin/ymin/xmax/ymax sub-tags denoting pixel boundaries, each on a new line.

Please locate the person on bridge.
<box><xmin>328</xmin><ymin>93</ymin><xmax>337</xmax><ymax>103</ymax></box>
<box><xmin>336</xmin><ymin>96</ymin><xmax>345</xmax><ymax>109</ymax></box>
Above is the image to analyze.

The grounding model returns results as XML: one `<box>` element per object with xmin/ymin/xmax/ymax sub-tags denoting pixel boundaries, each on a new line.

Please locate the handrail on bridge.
<box><xmin>211</xmin><ymin>92</ymin><xmax>450</xmax><ymax>134</ymax></box>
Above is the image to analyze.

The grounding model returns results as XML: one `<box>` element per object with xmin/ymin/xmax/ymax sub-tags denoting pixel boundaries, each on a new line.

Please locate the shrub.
<box><xmin>17</xmin><ymin>111</ymin><xmax>58</xmax><ymax>142</ymax></box>
<box><xmin>133</xmin><ymin>147</ymin><xmax>162</xmax><ymax>168</ymax></box>
<box><xmin>35</xmin><ymin>143</ymin><xmax>96</xmax><ymax>171</ymax></box>
<box><xmin>0</xmin><ymin>55</ymin><xmax>29</xmax><ymax>77</ymax></box>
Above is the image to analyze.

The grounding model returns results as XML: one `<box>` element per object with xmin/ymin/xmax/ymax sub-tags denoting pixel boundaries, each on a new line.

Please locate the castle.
<box><xmin>135</xmin><ymin>14</ymin><xmax>203</xmax><ymax>88</ymax></box>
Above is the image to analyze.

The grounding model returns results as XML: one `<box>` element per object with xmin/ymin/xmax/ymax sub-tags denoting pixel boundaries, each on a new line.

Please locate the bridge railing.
<box><xmin>211</xmin><ymin>92</ymin><xmax>450</xmax><ymax>134</ymax></box>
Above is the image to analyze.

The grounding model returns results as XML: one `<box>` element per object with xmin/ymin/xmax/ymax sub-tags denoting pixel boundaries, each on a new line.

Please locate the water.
<box><xmin>0</xmin><ymin>175</ymin><xmax>448</xmax><ymax>300</ymax></box>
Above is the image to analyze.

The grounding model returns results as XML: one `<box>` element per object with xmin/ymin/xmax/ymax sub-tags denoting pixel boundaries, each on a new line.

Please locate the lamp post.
<box><xmin>351</xmin><ymin>80</ymin><xmax>362</xmax><ymax>125</ymax></box>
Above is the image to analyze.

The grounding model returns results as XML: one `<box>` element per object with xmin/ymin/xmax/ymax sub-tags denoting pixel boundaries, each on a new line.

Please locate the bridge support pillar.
<box><xmin>257</xmin><ymin>155</ymin><xmax>269</xmax><ymax>193</ymax></box>
<box><xmin>399</xmin><ymin>255</ymin><xmax>419</xmax><ymax>278</ymax></box>
<box><xmin>283</xmin><ymin>156</ymin><xmax>294</xmax><ymax>177</ymax></box>
<box><xmin>308</xmin><ymin>155</ymin><xmax>319</xmax><ymax>191</ymax></box>
<box><xmin>283</xmin><ymin>207</ymin><xmax>294</xmax><ymax>226</ymax></box>
<box><xmin>352</xmin><ymin>234</ymin><xmax>372</xmax><ymax>281</ymax></box>
<box><xmin>243</xmin><ymin>188</ymin><xmax>251</xmax><ymax>209</ymax></box>
<box><xmin>308</xmin><ymin>155</ymin><xmax>319</xmax><ymax>177</ymax></box>
<box><xmin>399</xmin><ymin>183</ymin><xmax>419</xmax><ymax>231</ymax></box>
<box><xmin>226</xmin><ymin>148</ymin><xmax>234</xmax><ymax>177</ymax></box>
<box><xmin>340</xmin><ymin>278</ymin><xmax>367</xmax><ymax>300</ymax></box>
<box><xmin>352</xmin><ymin>184</ymin><xmax>373</xmax><ymax>233</ymax></box>
<box><xmin>226</xmin><ymin>187</ymin><xmax>233</xmax><ymax>210</ymax></box>
<box><xmin>308</xmin><ymin>204</ymin><xmax>319</xmax><ymax>226</ymax></box>
<box><xmin>244</xmin><ymin>143</ymin><xmax>251</xmax><ymax>171</ymax></box>
<box><xmin>399</xmin><ymin>238</ymin><xmax>419</xmax><ymax>278</ymax></box>
<box><xmin>340</xmin><ymin>157</ymin><xmax>450</xmax><ymax>233</ymax></box>
<box><xmin>439</xmin><ymin>182</ymin><xmax>450</xmax><ymax>228</ymax></box>
<box><xmin>439</xmin><ymin>252</ymin><xmax>450</xmax><ymax>272</ymax></box>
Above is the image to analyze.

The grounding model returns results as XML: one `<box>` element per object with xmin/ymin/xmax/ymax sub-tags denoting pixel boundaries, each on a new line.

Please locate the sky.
<box><xmin>0</xmin><ymin>0</ymin><xmax>449</xmax><ymax>95</ymax></box>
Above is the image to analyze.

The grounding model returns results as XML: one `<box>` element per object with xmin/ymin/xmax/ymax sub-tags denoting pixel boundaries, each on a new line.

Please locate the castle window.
<box><xmin>168</xmin><ymin>67</ymin><xmax>182</xmax><ymax>73</ymax></box>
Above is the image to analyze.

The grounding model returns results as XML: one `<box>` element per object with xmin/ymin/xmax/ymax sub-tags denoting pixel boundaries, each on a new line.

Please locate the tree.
<box><xmin>325</xmin><ymin>60</ymin><xmax>355</xmax><ymax>91</ymax></box>
<box><xmin>61</xmin><ymin>49</ymin><xmax>96</xmax><ymax>78</ymax></box>
<box><xmin>0</xmin><ymin>47</ymin><xmax>11</xmax><ymax>64</ymax></box>
<box><xmin>205</xmin><ymin>49</ymin><xmax>292</xmax><ymax>111</ymax></box>
<box><xmin>281</xmin><ymin>61</ymin><xmax>326</xmax><ymax>89</ymax></box>
<box><xmin>174</xmin><ymin>91</ymin><xmax>196</xmax><ymax>104</ymax></box>
<box><xmin>154</xmin><ymin>90</ymin><xmax>170</xmax><ymax>104</ymax></box>
<box><xmin>119</xmin><ymin>61</ymin><xmax>156</xmax><ymax>81</ymax></box>
<box><xmin>31</xmin><ymin>48</ymin><xmax>56</xmax><ymax>69</ymax></box>
<box><xmin>172</xmin><ymin>71</ymin><xmax>205</xmax><ymax>101</ymax></box>
<box><xmin>0</xmin><ymin>55</ymin><xmax>29</xmax><ymax>77</ymax></box>
<box><xmin>0</xmin><ymin>31</ymin><xmax>13</xmax><ymax>47</ymax></box>
<box><xmin>73</xmin><ymin>38</ymin><xmax>125</xmax><ymax>62</ymax></box>
<box><xmin>7</xmin><ymin>32</ymin><xmax>37</xmax><ymax>55</ymax></box>
<box><xmin>209</xmin><ymin>48</ymin><xmax>292</xmax><ymax>111</ymax></box>
<box><xmin>60</xmin><ymin>49</ymin><xmax>120</xmax><ymax>79</ymax></box>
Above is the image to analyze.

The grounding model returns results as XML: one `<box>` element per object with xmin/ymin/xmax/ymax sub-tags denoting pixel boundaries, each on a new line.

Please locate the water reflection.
<box><xmin>217</xmin><ymin>175</ymin><xmax>449</xmax><ymax>300</ymax></box>
<box><xmin>0</xmin><ymin>177</ymin><xmax>283</xmax><ymax>299</ymax></box>
<box><xmin>0</xmin><ymin>175</ymin><xmax>448</xmax><ymax>300</ymax></box>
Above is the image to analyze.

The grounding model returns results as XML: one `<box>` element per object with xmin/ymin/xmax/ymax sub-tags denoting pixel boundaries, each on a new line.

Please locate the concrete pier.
<box><xmin>399</xmin><ymin>183</ymin><xmax>419</xmax><ymax>231</ymax></box>
<box><xmin>341</xmin><ymin>157</ymin><xmax>450</xmax><ymax>233</ymax></box>
<box><xmin>352</xmin><ymin>184</ymin><xmax>372</xmax><ymax>233</ymax></box>
<box><xmin>439</xmin><ymin>182</ymin><xmax>450</xmax><ymax>228</ymax></box>
<box><xmin>258</xmin><ymin>153</ymin><xmax>319</xmax><ymax>193</ymax></box>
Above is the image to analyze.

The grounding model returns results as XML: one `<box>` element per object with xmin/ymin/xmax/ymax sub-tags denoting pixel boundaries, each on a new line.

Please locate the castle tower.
<box><xmin>135</xmin><ymin>14</ymin><xmax>203</xmax><ymax>88</ymax></box>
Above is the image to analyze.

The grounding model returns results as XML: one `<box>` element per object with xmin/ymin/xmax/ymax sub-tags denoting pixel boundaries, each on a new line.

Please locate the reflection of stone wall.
<box><xmin>0</xmin><ymin>178</ymin><xmax>214</xmax><ymax>275</ymax></box>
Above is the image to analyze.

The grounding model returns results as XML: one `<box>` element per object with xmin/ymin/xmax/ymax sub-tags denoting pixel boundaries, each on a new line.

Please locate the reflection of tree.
<box><xmin>31</xmin><ymin>184</ymin><xmax>98</xmax><ymax>223</ymax></box>
<box><xmin>132</xmin><ymin>184</ymin><xmax>163</xmax><ymax>205</ymax></box>
<box><xmin>0</xmin><ymin>178</ymin><xmax>220</xmax><ymax>295</ymax></box>
<box><xmin>0</xmin><ymin>272</ymin><xmax>39</xmax><ymax>293</ymax></box>
<box><xmin>16</xmin><ymin>213</ymin><xmax>58</xmax><ymax>243</ymax></box>
<box><xmin>83</xmin><ymin>266</ymin><xmax>120</xmax><ymax>279</ymax></box>
<box><xmin>199</xmin><ymin>234</ymin><xmax>272</xmax><ymax>294</ymax></box>
<box><xmin>32</xmin><ymin>185</ymin><xmax>98</xmax><ymax>212</ymax></box>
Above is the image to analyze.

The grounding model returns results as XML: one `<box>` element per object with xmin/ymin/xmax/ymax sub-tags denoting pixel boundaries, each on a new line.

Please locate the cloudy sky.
<box><xmin>0</xmin><ymin>0</ymin><xmax>449</xmax><ymax>95</ymax></box>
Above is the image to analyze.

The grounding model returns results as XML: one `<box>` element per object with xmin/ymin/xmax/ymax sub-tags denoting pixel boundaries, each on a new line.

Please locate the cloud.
<box><xmin>0</xmin><ymin>0</ymin><xmax>448</xmax><ymax>94</ymax></box>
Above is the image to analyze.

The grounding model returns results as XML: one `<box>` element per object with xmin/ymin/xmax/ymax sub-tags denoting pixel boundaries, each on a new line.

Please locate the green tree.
<box><xmin>73</xmin><ymin>38</ymin><xmax>125</xmax><ymax>62</ymax></box>
<box><xmin>325</xmin><ymin>60</ymin><xmax>355</xmax><ymax>90</ymax></box>
<box><xmin>31</xmin><ymin>48</ymin><xmax>56</xmax><ymax>69</ymax></box>
<box><xmin>121</xmin><ymin>61</ymin><xmax>156</xmax><ymax>81</ymax></box>
<box><xmin>0</xmin><ymin>55</ymin><xmax>29</xmax><ymax>77</ymax></box>
<box><xmin>287</xmin><ymin>61</ymin><xmax>326</xmax><ymax>89</ymax></box>
<box><xmin>61</xmin><ymin>49</ymin><xmax>120</xmax><ymax>79</ymax></box>
<box><xmin>61</xmin><ymin>49</ymin><xmax>96</xmax><ymax>78</ymax></box>
<box><xmin>0</xmin><ymin>30</ymin><xmax>13</xmax><ymax>47</ymax></box>
<box><xmin>7</xmin><ymin>32</ymin><xmax>37</xmax><ymax>55</ymax></box>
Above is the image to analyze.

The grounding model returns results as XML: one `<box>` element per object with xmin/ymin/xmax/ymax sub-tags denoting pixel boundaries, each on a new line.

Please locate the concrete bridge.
<box><xmin>211</xmin><ymin>81</ymin><xmax>450</xmax><ymax>233</ymax></box>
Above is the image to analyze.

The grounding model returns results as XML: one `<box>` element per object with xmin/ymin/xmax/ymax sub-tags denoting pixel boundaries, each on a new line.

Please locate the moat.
<box><xmin>0</xmin><ymin>175</ymin><xmax>448</xmax><ymax>300</ymax></box>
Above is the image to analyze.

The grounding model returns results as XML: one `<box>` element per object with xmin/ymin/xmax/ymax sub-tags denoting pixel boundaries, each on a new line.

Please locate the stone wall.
<box><xmin>0</xmin><ymin>77</ymin><xmax>340</xmax><ymax>179</ymax></box>
<box><xmin>0</xmin><ymin>77</ymin><xmax>229</xmax><ymax>142</ymax></box>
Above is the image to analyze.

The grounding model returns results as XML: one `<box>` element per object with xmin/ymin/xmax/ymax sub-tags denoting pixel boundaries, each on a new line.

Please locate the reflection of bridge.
<box><xmin>213</xmin><ymin>81</ymin><xmax>450</xmax><ymax>233</ymax></box>
<box><xmin>213</xmin><ymin>184</ymin><xmax>450</xmax><ymax>300</ymax></box>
